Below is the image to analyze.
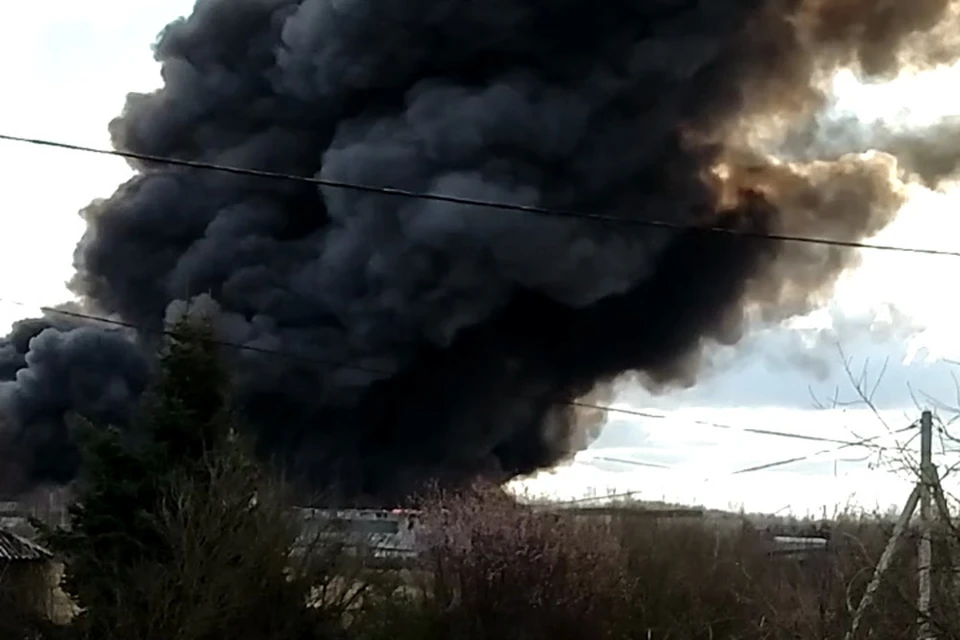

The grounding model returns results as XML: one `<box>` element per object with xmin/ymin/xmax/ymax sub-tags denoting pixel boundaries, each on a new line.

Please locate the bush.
<box><xmin>104</xmin><ymin>434</ymin><xmax>332</xmax><ymax>640</ymax></box>
<box><xmin>352</xmin><ymin>487</ymin><xmax>960</xmax><ymax>640</ymax></box>
<box><xmin>359</xmin><ymin>484</ymin><xmax>626</xmax><ymax>640</ymax></box>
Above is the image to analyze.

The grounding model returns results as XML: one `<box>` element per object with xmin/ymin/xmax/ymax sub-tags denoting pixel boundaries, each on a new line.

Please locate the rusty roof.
<box><xmin>0</xmin><ymin>528</ymin><xmax>52</xmax><ymax>562</ymax></box>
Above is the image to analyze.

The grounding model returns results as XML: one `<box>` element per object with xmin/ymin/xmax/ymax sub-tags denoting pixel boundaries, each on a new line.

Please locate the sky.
<box><xmin>3</xmin><ymin>0</ymin><xmax>960</xmax><ymax>517</ymax></box>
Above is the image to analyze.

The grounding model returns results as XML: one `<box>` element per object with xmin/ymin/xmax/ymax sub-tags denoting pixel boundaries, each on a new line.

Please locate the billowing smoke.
<box><xmin>781</xmin><ymin>114</ymin><xmax>960</xmax><ymax>187</ymax></box>
<box><xmin>1</xmin><ymin>0</ymin><xmax>958</xmax><ymax>504</ymax></box>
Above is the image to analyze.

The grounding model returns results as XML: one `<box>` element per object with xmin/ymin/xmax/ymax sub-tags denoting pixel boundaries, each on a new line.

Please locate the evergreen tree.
<box><xmin>139</xmin><ymin>316</ymin><xmax>230</xmax><ymax>472</ymax></box>
<box><xmin>40</xmin><ymin>315</ymin><xmax>232</xmax><ymax>637</ymax></box>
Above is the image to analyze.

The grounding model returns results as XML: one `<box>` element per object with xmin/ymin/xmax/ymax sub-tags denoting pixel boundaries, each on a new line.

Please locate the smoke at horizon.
<box><xmin>2</xmin><ymin>0</ymin><xmax>959</xmax><ymax>504</ymax></box>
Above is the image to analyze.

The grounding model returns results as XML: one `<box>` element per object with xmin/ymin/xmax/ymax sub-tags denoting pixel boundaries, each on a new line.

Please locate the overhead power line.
<box><xmin>550</xmin><ymin>489</ymin><xmax>653</xmax><ymax>507</ymax></box>
<box><xmin>729</xmin><ymin>423</ymin><xmax>916</xmax><ymax>475</ymax></box>
<box><xmin>0</xmin><ymin>135</ymin><xmax>945</xmax><ymax>463</ymax></box>
<box><xmin>585</xmin><ymin>400</ymin><xmax>899</xmax><ymax>448</ymax></box>
<box><xmin>0</xmin><ymin>296</ymin><xmax>890</xmax><ymax>450</ymax></box>
<box><xmin>1</xmin><ymin>132</ymin><xmax>960</xmax><ymax>258</ymax></box>
<box><xmin>583</xmin><ymin>422</ymin><xmax>909</xmax><ymax>476</ymax></box>
<box><xmin>552</xmin><ymin>422</ymin><xmax>918</xmax><ymax>507</ymax></box>
<box><xmin>580</xmin><ymin>455</ymin><xmax>673</xmax><ymax>470</ymax></box>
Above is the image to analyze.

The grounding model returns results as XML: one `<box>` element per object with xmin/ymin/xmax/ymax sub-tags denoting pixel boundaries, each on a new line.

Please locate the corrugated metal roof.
<box><xmin>0</xmin><ymin>528</ymin><xmax>52</xmax><ymax>562</ymax></box>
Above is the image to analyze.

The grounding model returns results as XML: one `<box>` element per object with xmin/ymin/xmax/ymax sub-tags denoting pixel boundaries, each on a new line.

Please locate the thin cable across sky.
<box><xmin>0</xmin><ymin>129</ymin><xmax>943</xmax><ymax>483</ymax></box>
<box><xmin>2</xmin><ymin>132</ymin><xmax>960</xmax><ymax>258</ymax></box>
<box><xmin>0</xmin><ymin>294</ymin><xmax>900</xmax><ymax>452</ymax></box>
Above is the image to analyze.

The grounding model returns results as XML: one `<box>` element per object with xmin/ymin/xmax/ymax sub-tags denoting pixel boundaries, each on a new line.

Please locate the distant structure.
<box><xmin>296</xmin><ymin>508</ymin><xmax>422</xmax><ymax>560</ymax></box>
<box><xmin>0</xmin><ymin>527</ymin><xmax>57</xmax><ymax>619</ymax></box>
<box><xmin>543</xmin><ymin>504</ymin><xmax>706</xmax><ymax>520</ymax></box>
<box><xmin>766</xmin><ymin>534</ymin><xmax>830</xmax><ymax>560</ymax></box>
<box><xmin>0</xmin><ymin>489</ymin><xmax>71</xmax><ymax>537</ymax></box>
<box><xmin>293</xmin><ymin>502</ymin><xmax>835</xmax><ymax>565</ymax></box>
<box><xmin>0</xmin><ymin>528</ymin><xmax>52</xmax><ymax>564</ymax></box>
<box><xmin>0</xmin><ymin>501</ymin><xmax>34</xmax><ymax>539</ymax></box>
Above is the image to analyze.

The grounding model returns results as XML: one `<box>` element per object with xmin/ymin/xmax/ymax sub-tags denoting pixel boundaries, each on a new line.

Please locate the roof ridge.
<box><xmin>0</xmin><ymin>527</ymin><xmax>53</xmax><ymax>561</ymax></box>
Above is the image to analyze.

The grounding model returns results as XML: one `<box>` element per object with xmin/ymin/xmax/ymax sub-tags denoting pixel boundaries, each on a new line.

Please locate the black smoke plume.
<box><xmin>1</xmin><ymin>0</ymin><xmax>958</xmax><ymax>504</ymax></box>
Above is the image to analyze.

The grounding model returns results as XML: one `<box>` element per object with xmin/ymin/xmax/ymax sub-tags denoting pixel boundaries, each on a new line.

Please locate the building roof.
<box><xmin>0</xmin><ymin>528</ymin><xmax>52</xmax><ymax>562</ymax></box>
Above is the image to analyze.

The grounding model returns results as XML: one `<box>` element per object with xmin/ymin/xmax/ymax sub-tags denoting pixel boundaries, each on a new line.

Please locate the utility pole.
<box><xmin>846</xmin><ymin>411</ymin><xmax>943</xmax><ymax>640</ymax></box>
<box><xmin>845</xmin><ymin>483</ymin><xmax>920</xmax><ymax>640</ymax></box>
<box><xmin>918</xmin><ymin>410</ymin><xmax>934</xmax><ymax>640</ymax></box>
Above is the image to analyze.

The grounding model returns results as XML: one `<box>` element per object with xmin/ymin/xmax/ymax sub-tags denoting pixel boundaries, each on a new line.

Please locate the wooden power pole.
<box><xmin>918</xmin><ymin>409</ymin><xmax>934</xmax><ymax>640</ymax></box>
<box><xmin>845</xmin><ymin>410</ymin><xmax>946</xmax><ymax>640</ymax></box>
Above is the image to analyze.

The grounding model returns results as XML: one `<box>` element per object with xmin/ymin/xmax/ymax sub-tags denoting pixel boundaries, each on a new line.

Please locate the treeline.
<box><xmin>2</xmin><ymin>315</ymin><xmax>959</xmax><ymax>639</ymax></box>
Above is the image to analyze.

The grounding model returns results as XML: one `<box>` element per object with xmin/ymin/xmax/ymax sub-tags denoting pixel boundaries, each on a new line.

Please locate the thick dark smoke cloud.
<box><xmin>2</xmin><ymin>0</ymin><xmax>958</xmax><ymax>503</ymax></box>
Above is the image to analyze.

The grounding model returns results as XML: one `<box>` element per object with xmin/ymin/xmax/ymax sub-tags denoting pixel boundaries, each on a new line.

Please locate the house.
<box><xmin>0</xmin><ymin>528</ymin><xmax>56</xmax><ymax>618</ymax></box>
<box><xmin>0</xmin><ymin>527</ymin><xmax>53</xmax><ymax>566</ymax></box>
